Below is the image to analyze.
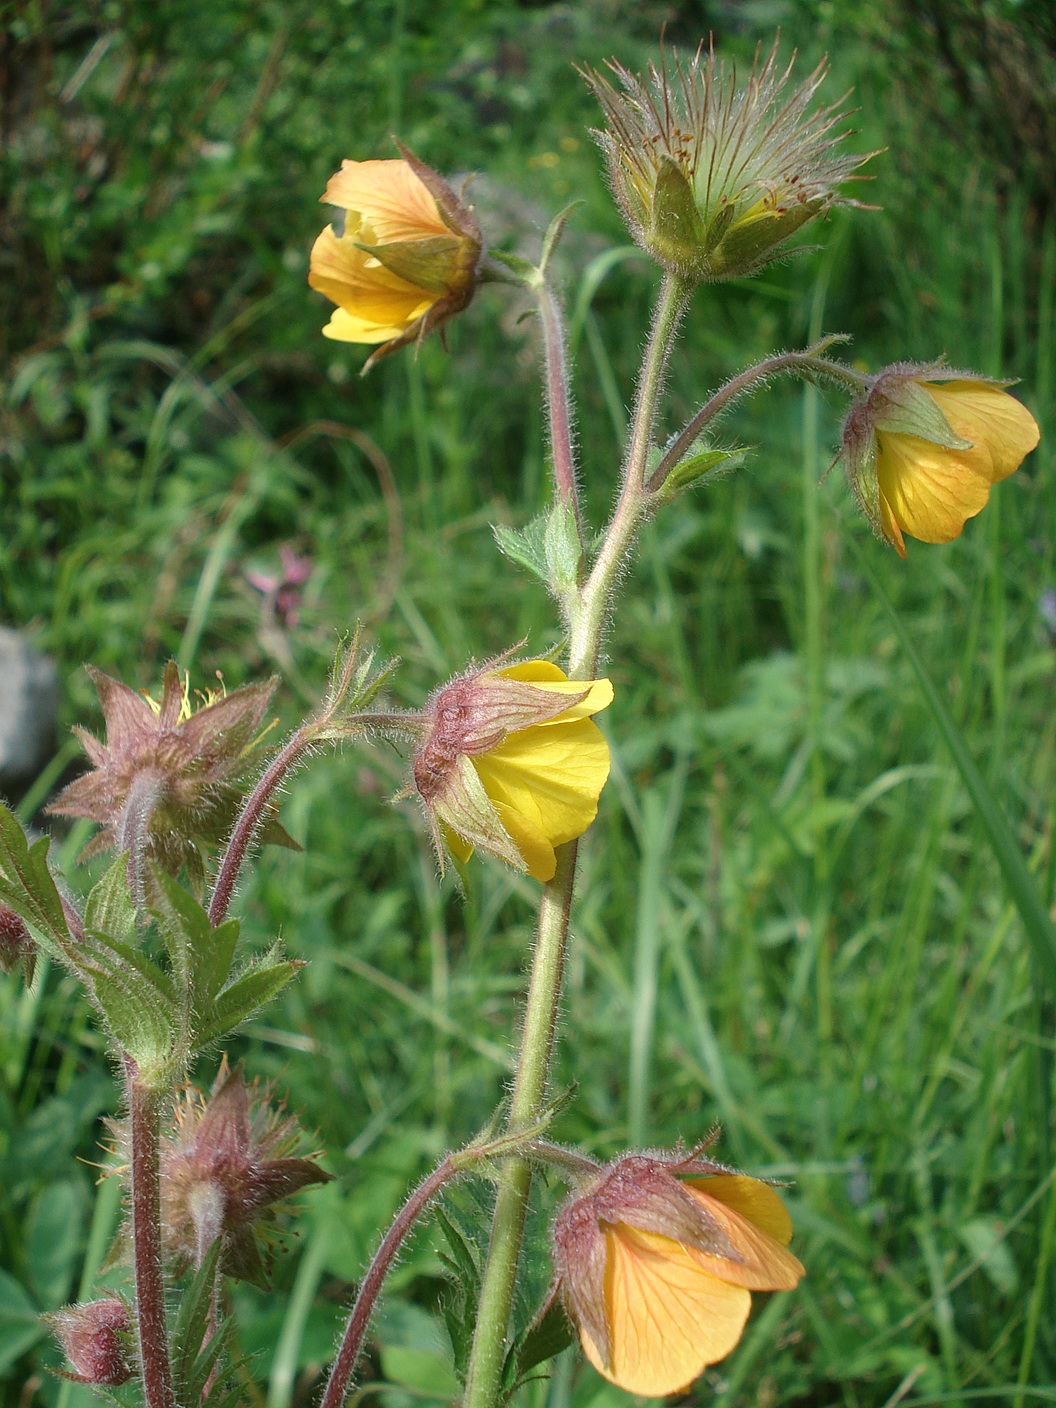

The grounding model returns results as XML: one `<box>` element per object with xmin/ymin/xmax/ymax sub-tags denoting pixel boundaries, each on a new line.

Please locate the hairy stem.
<box><xmin>536</xmin><ymin>278</ymin><xmax>582</xmax><ymax>535</ymax></box>
<box><xmin>318</xmin><ymin>1156</ymin><xmax>462</xmax><ymax>1408</ymax></box>
<box><xmin>646</xmin><ymin>342</ymin><xmax>865</xmax><ymax>494</ymax></box>
<box><xmin>461</xmin><ymin>272</ymin><xmax>688</xmax><ymax>1408</ymax></box>
<box><xmin>126</xmin><ymin>1062</ymin><xmax>176</xmax><ymax>1408</ymax></box>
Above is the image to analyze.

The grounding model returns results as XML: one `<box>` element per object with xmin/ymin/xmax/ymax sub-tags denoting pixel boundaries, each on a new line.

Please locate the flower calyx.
<box><xmin>583</xmin><ymin>43</ymin><xmax>873</xmax><ymax>285</ymax></box>
<box><xmin>49</xmin><ymin>1298</ymin><xmax>135</xmax><ymax>1386</ymax></box>
<box><xmin>411</xmin><ymin>657</ymin><xmax>613</xmax><ymax>883</ymax></box>
<box><xmin>551</xmin><ymin>1148</ymin><xmax>804</xmax><ymax>1396</ymax></box>
<box><xmin>841</xmin><ymin>361</ymin><xmax>1040</xmax><ymax>556</ymax></box>
<box><xmin>160</xmin><ymin>1057</ymin><xmax>331</xmax><ymax>1285</ymax></box>
<box><xmin>309</xmin><ymin>143</ymin><xmax>483</xmax><ymax>371</ymax></box>
<box><xmin>48</xmin><ymin>662</ymin><xmax>294</xmax><ymax>889</ymax></box>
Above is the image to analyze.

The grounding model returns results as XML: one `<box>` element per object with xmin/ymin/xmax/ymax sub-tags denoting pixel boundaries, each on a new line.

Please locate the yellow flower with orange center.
<box><xmin>413</xmin><ymin>660</ymin><xmax>612</xmax><ymax>883</ymax></box>
<box><xmin>309</xmin><ymin>144</ymin><xmax>482</xmax><ymax>369</ymax></box>
<box><xmin>553</xmin><ymin>1152</ymin><xmax>804</xmax><ymax>1397</ymax></box>
<box><xmin>842</xmin><ymin>367</ymin><xmax>1040</xmax><ymax>557</ymax></box>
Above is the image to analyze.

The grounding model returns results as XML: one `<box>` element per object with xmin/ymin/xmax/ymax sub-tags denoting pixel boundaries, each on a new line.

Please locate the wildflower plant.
<box><xmin>0</xmin><ymin>32</ymin><xmax>1042</xmax><ymax>1408</ymax></box>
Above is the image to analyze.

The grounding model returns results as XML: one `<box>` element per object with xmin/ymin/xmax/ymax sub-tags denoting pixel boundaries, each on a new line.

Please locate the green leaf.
<box><xmin>434</xmin><ymin>1208</ymin><xmax>480</xmax><ymax>1379</ymax></box>
<box><xmin>660</xmin><ymin>443</ymin><xmax>747</xmax><ymax>497</ymax></box>
<box><xmin>195</xmin><ymin>956</ymin><xmax>301</xmax><ymax>1046</ymax></box>
<box><xmin>543</xmin><ymin>498</ymin><xmax>582</xmax><ymax>594</ymax></box>
<box><xmin>150</xmin><ymin>872</ymin><xmax>240</xmax><ymax>1005</ymax></box>
<box><xmin>0</xmin><ymin>1268</ymin><xmax>45</xmax><ymax>1373</ymax></box>
<box><xmin>538</xmin><ymin>202</ymin><xmax>584</xmax><ymax>276</ymax></box>
<box><xmin>848</xmin><ymin>532</ymin><xmax>1056</xmax><ymax>996</ymax></box>
<box><xmin>0</xmin><ymin>802</ymin><xmax>70</xmax><ymax>956</ymax></box>
<box><xmin>81</xmin><ymin>937</ymin><xmax>176</xmax><ymax>1071</ymax></box>
<box><xmin>505</xmin><ymin>1291</ymin><xmax>575</xmax><ymax>1385</ymax></box>
<box><xmin>26</xmin><ymin>1177</ymin><xmax>89</xmax><ymax>1309</ymax></box>
<box><xmin>172</xmin><ymin>1242</ymin><xmax>223</xmax><ymax>1400</ymax></box>
<box><xmin>84</xmin><ymin>855</ymin><xmax>137</xmax><ymax>946</ymax></box>
<box><xmin>380</xmin><ymin>1345</ymin><xmax>460</xmax><ymax>1399</ymax></box>
<box><xmin>492</xmin><ymin>515</ymin><xmax>549</xmax><ymax>583</ymax></box>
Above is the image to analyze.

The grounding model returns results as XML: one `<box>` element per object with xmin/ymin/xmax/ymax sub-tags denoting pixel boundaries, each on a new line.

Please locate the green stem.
<box><xmin>461</xmin><ymin>271</ymin><xmax>687</xmax><ymax>1408</ymax></box>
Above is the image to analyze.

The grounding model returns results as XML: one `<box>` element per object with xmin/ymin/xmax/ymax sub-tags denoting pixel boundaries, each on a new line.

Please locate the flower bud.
<box><xmin>552</xmin><ymin>1151</ymin><xmax>803</xmax><ymax>1396</ymax></box>
<box><xmin>49</xmin><ymin>1298</ymin><xmax>135</xmax><ymax>1386</ymax></box>
<box><xmin>161</xmin><ymin>1058</ymin><xmax>330</xmax><ymax>1284</ymax></box>
<box><xmin>48</xmin><ymin>662</ymin><xmax>293</xmax><ymax>882</ymax></box>
<box><xmin>0</xmin><ymin>904</ymin><xmax>36</xmax><ymax>983</ymax></box>
<box><xmin>582</xmin><ymin>44</ymin><xmax>871</xmax><ymax>283</ymax></box>
<box><xmin>841</xmin><ymin>363</ymin><xmax>1040</xmax><ymax>556</ymax></box>
<box><xmin>412</xmin><ymin>659</ymin><xmax>613</xmax><ymax>883</ymax></box>
<box><xmin>309</xmin><ymin>144</ymin><xmax>482</xmax><ymax>370</ymax></box>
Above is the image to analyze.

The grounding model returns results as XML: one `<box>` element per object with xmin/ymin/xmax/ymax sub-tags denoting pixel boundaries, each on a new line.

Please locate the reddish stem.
<box><xmin>208</xmin><ymin>729</ymin><xmax>313</xmax><ymax>926</ymax></box>
<box><xmin>318</xmin><ymin>1157</ymin><xmax>460</xmax><ymax>1408</ymax></box>
<box><xmin>537</xmin><ymin>280</ymin><xmax>582</xmax><ymax>536</ymax></box>
<box><xmin>125</xmin><ymin>1061</ymin><xmax>176</xmax><ymax>1408</ymax></box>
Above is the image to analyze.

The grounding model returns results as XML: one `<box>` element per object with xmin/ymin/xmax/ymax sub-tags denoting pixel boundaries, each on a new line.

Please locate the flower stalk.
<box><xmin>125</xmin><ymin>1060</ymin><xmax>176</xmax><ymax>1408</ymax></box>
<box><xmin>462</xmin><ymin>269</ymin><xmax>690</xmax><ymax>1408</ymax></box>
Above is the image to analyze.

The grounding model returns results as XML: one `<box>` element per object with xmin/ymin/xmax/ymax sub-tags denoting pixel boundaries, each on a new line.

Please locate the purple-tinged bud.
<box><xmin>0</xmin><ymin>905</ymin><xmax>35</xmax><ymax>982</ymax></box>
<box><xmin>161</xmin><ymin>1058</ymin><xmax>330</xmax><ymax>1284</ymax></box>
<box><xmin>49</xmin><ymin>1298</ymin><xmax>135</xmax><ymax>1386</ymax></box>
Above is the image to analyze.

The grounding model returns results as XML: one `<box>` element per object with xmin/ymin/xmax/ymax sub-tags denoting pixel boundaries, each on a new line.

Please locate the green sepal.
<box><xmin>0</xmin><ymin>802</ymin><xmax>70</xmax><ymax>957</ymax></box>
<box><xmin>194</xmin><ymin>951</ymin><xmax>302</xmax><ymax>1047</ymax></box>
<box><xmin>659</xmin><ymin>443</ymin><xmax>748</xmax><ymax>497</ymax></box>
<box><xmin>84</xmin><ymin>855</ymin><xmax>137</xmax><ymax>946</ymax></box>
<box><xmin>648</xmin><ymin>156</ymin><xmax>707</xmax><ymax>271</ymax></box>
<box><xmin>493</xmin><ymin>514</ymin><xmax>549</xmax><ymax>583</ymax></box>
<box><xmin>872</xmin><ymin>379</ymin><xmax>974</xmax><ymax>448</ymax></box>
<box><xmin>708</xmin><ymin>198</ymin><xmax>822</xmax><ymax>279</ymax></box>
<box><xmin>504</xmin><ymin>1290</ymin><xmax>576</xmax><ymax>1388</ymax></box>
<box><xmin>355</xmin><ymin>235</ymin><xmax>460</xmax><ymax>294</ymax></box>
<box><xmin>543</xmin><ymin>498</ymin><xmax>582</xmax><ymax>594</ymax></box>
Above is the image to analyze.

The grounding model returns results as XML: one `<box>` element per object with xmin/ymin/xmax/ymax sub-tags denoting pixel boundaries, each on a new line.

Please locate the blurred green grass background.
<box><xmin>3</xmin><ymin>1</ymin><xmax>1056</xmax><ymax>1406</ymax></box>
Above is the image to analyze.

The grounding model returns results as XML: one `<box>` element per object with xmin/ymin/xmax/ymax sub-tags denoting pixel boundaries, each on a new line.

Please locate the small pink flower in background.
<box><xmin>247</xmin><ymin>545</ymin><xmax>314</xmax><ymax>629</ymax></box>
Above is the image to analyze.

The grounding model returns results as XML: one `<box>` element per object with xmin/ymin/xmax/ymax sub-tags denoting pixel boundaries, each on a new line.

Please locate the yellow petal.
<box><xmin>490</xmin><ymin>799</ymin><xmax>558</xmax><ymax>882</ymax></box>
<box><xmin>875</xmin><ymin>431</ymin><xmax>992</xmax><ymax>545</ymax></box>
<box><xmin>321</xmin><ymin>308</ymin><xmax>418</xmax><ymax>344</ymax></box>
<box><xmin>925</xmin><ymin>382</ymin><xmax>1040</xmax><ymax>482</ymax></box>
<box><xmin>322</xmin><ymin>159</ymin><xmax>449</xmax><ymax>242</ymax></box>
<box><xmin>309</xmin><ymin>226</ymin><xmax>435</xmax><ymax>327</ymax></box>
<box><xmin>681</xmin><ymin>1181</ymin><xmax>804</xmax><ymax>1291</ymax></box>
<box><xmin>497</xmin><ymin>664</ymin><xmax>614</xmax><ymax>722</ymax></box>
<box><xmin>440</xmin><ymin>824</ymin><xmax>474</xmax><ymax>867</ymax></box>
<box><xmin>471</xmin><ymin>717</ymin><xmax>611</xmax><ymax>874</ymax></box>
<box><xmin>580</xmin><ymin>1223</ymin><xmax>751</xmax><ymax>1396</ymax></box>
<box><xmin>687</xmin><ymin>1176</ymin><xmax>794</xmax><ymax>1245</ymax></box>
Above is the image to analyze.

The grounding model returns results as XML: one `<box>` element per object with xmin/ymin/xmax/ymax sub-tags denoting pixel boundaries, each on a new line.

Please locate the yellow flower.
<box><xmin>842</xmin><ymin>368</ymin><xmax>1040</xmax><ymax>557</ymax></box>
<box><xmin>308</xmin><ymin>145</ymin><xmax>482</xmax><ymax>369</ymax></box>
<box><xmin>413</xmin><ymin>660</ymin><xmax>612</xmax><ymax>883</ymax></box>
<box><xmin>581</xmin><ymin>44</ymin><xmax>871</xmax><ymax>283</ymax></box>
<box><xmin>553</xmin><ymin>1154</ymin><xmax>804</xmax><ymax>1397</ymax></box>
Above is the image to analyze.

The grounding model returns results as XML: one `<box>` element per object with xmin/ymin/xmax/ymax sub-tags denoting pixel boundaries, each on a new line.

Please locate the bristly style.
<box><xmin>582</xmin><ymin>41</ymin><xmax>874</xmax><ymax>282</ymax></box>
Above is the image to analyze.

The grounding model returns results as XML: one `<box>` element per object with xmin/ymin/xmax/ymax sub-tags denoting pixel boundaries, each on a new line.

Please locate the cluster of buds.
<box><xmin>309</xmin><ymin>144</ymin><xmax>483</xmax><ymax>370</ymax></box>
<box><xmin>49</xmin><ymin>662</ymin><xmax>293</xmax><ymax>886</ymax></box>
<box><xmin>840</xmin><ymin>364</ymin><xmax>1040</xmax><ymax>556</ymax></box>
<box><xmin>551</xmin><ymin>1150</ymin><xmax>803</xmax><ymax>1396</ymax></box>
<box><xmin>49</xmin><ymin>1298</ymin><xmax>135</xmax><ymax>1386</ymax></box>
<box><xmin>159</xmin><ymin>1059</ymin><xmax>330</xmax><ymax>1284</ymax></box>
<box><xmin>583</xmin><ymin>44</ymin><xmax>870</xmax><ymax>284</ymax></box>
<box><xmin>0</xmin><ymin>904</ymin><xmax>35</xmax><ymax>984</ymax></box>
<box><xmin>410</xmin><ymin>657</ymin><xmax>613</xmax><ymax>883</ymax></box>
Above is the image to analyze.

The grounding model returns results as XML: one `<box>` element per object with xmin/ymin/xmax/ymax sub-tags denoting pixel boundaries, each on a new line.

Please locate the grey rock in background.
<box><xmin>0</xmin><ymin>628</ymin><xmax>59</xmax><ymax>796</ymax></box>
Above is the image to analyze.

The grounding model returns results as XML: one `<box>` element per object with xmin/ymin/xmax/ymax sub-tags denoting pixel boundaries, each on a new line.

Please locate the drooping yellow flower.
<box><xmin>582</xmin><ymin>44</ymin><xmax>872</xmax><ymax>283</ymax></box>
<box><xmin>553</xmin><ymin>1153</ymin><xmax>804</xmax><ymax>1397</ymax></box>
<box><xmin>308</xmin><ymin>145</ymin><xmax>482</xmax><ymax>370</ymax></box>
<box><xmin>413</xmin><ymin>660</ymin><xmax>612</xmax><ymax>883</ymax></box>
<box><xmin>842</xmin><ymin>366</ymin><xmax>1040</xmax><ymax>557</ymax></box>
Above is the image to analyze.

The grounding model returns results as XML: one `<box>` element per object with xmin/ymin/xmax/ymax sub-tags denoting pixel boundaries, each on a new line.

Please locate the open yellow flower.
<box><xmin>309</xmin><ymin>145</ymin><xmax>482</xmax><ymax>369</ymax></box>
<box><xmin>553</xmin><ymin>1154</ymin><xmax>804</xmax><ymax>1397</ymax></box>
<box><xmin>842</xmin><ymin>368</ymin><xmax>1040</xmax><ymax>557</ymax></box>
<box><xmin>413</xmin><ymin>660</ymin><xmax>612</xmax><ymax>882</ymax></box>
